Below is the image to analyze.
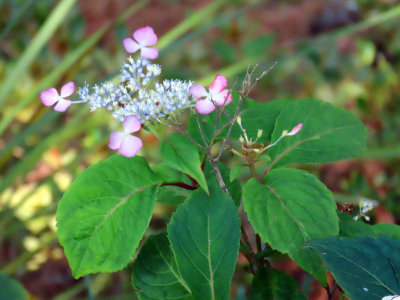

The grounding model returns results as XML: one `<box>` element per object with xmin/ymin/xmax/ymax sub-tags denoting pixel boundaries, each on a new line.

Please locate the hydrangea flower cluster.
<box><xmin>39</xmin><ymin>26</ymin><xmax>233</xmax><ymax>157</ymax></box>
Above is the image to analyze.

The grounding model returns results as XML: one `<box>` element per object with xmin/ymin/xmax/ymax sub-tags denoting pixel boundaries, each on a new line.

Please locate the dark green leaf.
<box><xmin>157</xmin><ymin>185</ymin><xmax>192</xmax><ymax>206</ymax></box>
<box><xmin>243</xmin><ymin>169</ymin><xmax>339</xmax><ymax>283</ymax></box>
<box><xmin>0</xmin><ymin>273</ymin><xmax>28</xmax><ymax>300</ymax></box>
<box><xmin>132</xmin><ymin>234</ymin><xmax>193</xmax><ymax>300</ymax></box>
<box><xmin>213</xmin><ymin>39</ymin><xmax>237</xmax><ymax>64</ymax></box>
<box><xmin>243</xmin><ymin>35</ymin><xmax>275</xmax><ymax>57</ymax></box>
<box><xmin>161</xmin><ymin>133</ymin><xmax>208</xmax><ymax>194</ymax></box>
<box><xmin>249</xmin><ymin>267</ymin><xmax>305</xmax><ymax>300</ymax></box>
<box><xmin>57</xmin><ymin>155</ymin><xmax>159</xmax><ymax>278</ymax></box>
<box><xmin>306</xmin><ymin>236</ymin><xmax>400</xmax><ymax>300</ymax></box>
<box><xmin>167</xmin><ymin>184</ymin><xmax>241</xmax><ymax>300</ymax></box>
<box><xmin>268</xmin><ymin>98</ymin><xmax>367</xmax><ymax>168</ymax></box>
<box><xmin>230</xmin><ymin>164</ymin><xmax>244</xmax><ymax>182</ymax></box>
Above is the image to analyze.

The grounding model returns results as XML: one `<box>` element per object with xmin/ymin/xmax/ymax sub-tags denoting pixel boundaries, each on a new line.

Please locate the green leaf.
<box><xmin>157</xmin><ymin>185</ymin><xmax>192</xmax><ymax>206</ymax></box>
<box><xmin>132</xmin><ymin>234</ymin><xmax>193</xmax><ymax>300</ymax></box>
<box><xmin>268</xmin><ymin>98</ymin><xmax>367</xmax><ymax>168</ymax></box>
<box><xmin>57</xmin><ymin>155</ymin><xmax>159</xmax><ymax>278</ymax></box>
<box><xmin>167</xmin><ymin>184</ymin><xmax>241</xmax><ymax>300</ymax></box>
<box><xmin>230</xmin><ymin>164</ymin><xmax>244</xmax><ymax>182</ymax></box>
<box><xmin>243</xmin><ymin>169</ymin><xmax>339</xmax><ymax>283</ymax></box>
<box><xmin>306</xmin><ymin>236</ymin><xmax>400</xmax><ymax>300</ymax></box>
<box><xmin>0</xmin><ymin>273</ymin><xmax>28</xmax><ymax>300</ymax></box>
<box><xmin>161</xmin><ymin>133</ymin><xmax>208</xmax><ymax>194</ymax></box>
<box><xmin>249</xmin><ymin>267</ymin><xmax>305</xmax><ymax>300</ymax></box>
<box><xmin>338</xmin><ymin>212</ymin><xmax>400</xmax><ymax>239</ymax></box>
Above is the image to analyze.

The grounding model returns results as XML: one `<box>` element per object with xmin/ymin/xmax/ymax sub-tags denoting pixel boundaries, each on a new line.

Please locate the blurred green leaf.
<box><xmin>0</xmin><ymin>273</ymin><xmax>28</xmax><ymax>300</ymax></box>
<box><xmin>213</xmin><ymin>39</ymin><xmax>236</xmax><ymax>64</ymax></box>
<box><xmin>243</xmin><ymin>35</ymin><xmax>275</xmax><ymax>57</ymax></box>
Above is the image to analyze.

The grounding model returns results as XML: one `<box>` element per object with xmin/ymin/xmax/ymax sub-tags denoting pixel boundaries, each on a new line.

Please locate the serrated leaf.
<box><xmin>57</xmin><ymin>155</ymin><xmax>159</xmax><ymax>278</ymax></box>
<box><xmin>132</xmin><ymin>234</ymin><xmax>193</xmax><ymax>300</ymax></box>
<box><xmin>167</xmin><ymin>184</ymin><xmax>241</xmax><ymax>300</ymax></box>
<box><xmin>306</xmin><ymin>236</ymin><xmax>400</xmax><ymax>300</ymax></box>
<box><xmin>161</xmin><ymin>133</ymin><xmax>208</xmax><ymax>194</ymax></box>
<box><xmin>0</xmin><ymin>273</ymin><xmax>28</xmax><ymax>300</ymax></box>
<box><xmin>243</xmin><ymin>169</ymin><xmax>339</xmax><ymax>283</ymax></box>
<box><xmin>249</xmin><ymin>267</ymin><xmax>305</xmax><ymax>300</ymax></box>
<box><xmin>268</xmin><ymin>98</ymin><xmax>367</xmax><ymax>168</ymax></box>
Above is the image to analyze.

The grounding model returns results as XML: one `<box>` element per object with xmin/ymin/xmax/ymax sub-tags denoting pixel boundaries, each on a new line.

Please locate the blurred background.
<box><xmin>0</xmin><ymin>0</ymin><xmax>399</xmax><ymax>299</ymax></box>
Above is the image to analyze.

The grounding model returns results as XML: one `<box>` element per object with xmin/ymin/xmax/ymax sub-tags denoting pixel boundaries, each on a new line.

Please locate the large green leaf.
<box><xmin>306</xmin><ymin>236</ymin><xmax>400</xmax><ymax>300</ymax></box>
<box><xmin>268</xmin><ymin>98</ymin><xmax>367</xmax><ymax>168</ymax></box>
<box><xmin>243</xmin><ymin>169</ymin><xmax>339</xmax><ymax>283</ymax></box>
<box><xmin>249</xmin><ymin>267</ymin><xmax>305</xmax><ymax>300</ymax></box>
<box><xmin>167</xmin><ymin>184</ymin><xmax>241</xmax><ymax>300</ymax></box>
<box><xmin>161</xmin><ymin>133</ymin><xmax>208</xmax><ymax>194</ymax></box>
<box><xmin>57</xmin><ymin>155</ymin><xmax>159</xmax><ymax>278</ymax></box>
<box><xmin>132</xmin><ymin>234</ymin><xmax>192</xmax><ymax>300</ymax></box>
<box><xmin>0</xmin><ymin>273</ymin><xmax>28</xmax><ymax>300</ymax></box>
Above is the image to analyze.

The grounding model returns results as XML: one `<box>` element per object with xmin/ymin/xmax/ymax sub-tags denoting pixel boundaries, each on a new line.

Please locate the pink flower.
<box><xmin>189</xmin><ymin>74</ymin><xmax>233</xmax><ymax>115</ymax></box>
<box><xmin>287</xmin><ymin>123</ymin><xmax>303</xmax><ymax>136</ymax></box>
<box><xmin>108</xmin><ymin>115</ymin><xmax>143</xmax><ymax>158</ymax></box>
<box><xmin>39</xmin><ymin>82</ymin><xmax>74</xmax><ymax>112</ymax></box>
<box><xmin>123</xmin><ymin>26</ymin><xmax>158</xmax><ymax>60</ymax></box>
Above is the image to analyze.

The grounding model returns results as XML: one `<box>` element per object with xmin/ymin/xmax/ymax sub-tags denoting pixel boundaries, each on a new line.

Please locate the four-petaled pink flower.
<box><xmin>189</xmin><ymin>74</ymin><xmax>233</xmax><ymax>115</ymax></box>
<box><xmin>108</xmin><ymin>115</ymin><xmax>143</xmax><ymax>158</ymax></box>
<box><xmin>287</xmin><ymin>123</ymin><xmax>303</xmax><ymax>136</ymax></box>
<box><xmin>123</xmin><ymin>26</ymin><xmax>158</xmax><ymax>60</ymax></box>
<box><xmin>39</xmin><ymin>81</ymin><xmax>74</xmax><ymax>112</ymax></box>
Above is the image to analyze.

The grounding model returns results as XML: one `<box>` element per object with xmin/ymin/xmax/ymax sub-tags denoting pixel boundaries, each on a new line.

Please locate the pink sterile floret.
<box><xmin>189</xmin><ymin>74</ymin><xmax>232</xmax><ymax>115</ymax></box>
<box><xmin>123</xmin><ymin>26</ymin><xmax>159</xmax><ymax>60</ymax></box>
<box><xmin>39</xmin><ymin>81</ymin><xmax>75</xmax><ymax>112</ymax></box>
<box><xmin>108</xmin><ymin>115</ymin><xmax>143</xmax><ymax>158</ymax></box>
<box><xmin>287</xmin><ymin>123</ymin><xmax>303</xmax><ymax>136</ymax></box>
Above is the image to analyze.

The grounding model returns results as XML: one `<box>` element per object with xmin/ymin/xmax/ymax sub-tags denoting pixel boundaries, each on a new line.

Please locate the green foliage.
<box><xmin>0</xmin><ymin>273</ymin><xmax>28</xmax><ymax>300</ymax></box>
<box><xmin>307</xmin><ymin>236</ymin><xmax>400</xmax><ymax>300</ymax></box>
<box><xmin>249</xmin><ymin>267</ymin><xmax>305</xmax><ymax>300</ymax></box>
<box><xmin>57</xmin><ymin>155</ymin><xmax>159</xmax><ymax>278</ymax></box>
<box><xmin>132</xmin><ymin>234</ymin><xmax>192</xmax><ymax>300</ymax></box>
<box><xmin>268</xmin><ymin>98</ymin><xmax>367</xmax><ymax>168</ymax></box>
<box><xmin>161</xmin><ymin>133</ymin><xmax>208</xmax><ymax>193</ymax></box>
<box><xmin>339</xmin><ymin>212</ymin><xmax>400</xmax><ymax>238</ymax></box>
<box><xmin>243</xmin><ymin>169</ymin><xmax>339</xmax><ymax>283</ymax></box>
<box><xmin>167</xmin><ymin>184</ymin><xmax>241</xmax><ymax>300</ymax></box>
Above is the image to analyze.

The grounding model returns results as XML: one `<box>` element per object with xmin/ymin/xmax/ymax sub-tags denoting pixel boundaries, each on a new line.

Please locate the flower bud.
<box><xmin>257</xmin><ymin>129</ymin><xmax>263</xmax><ymax>139</ymax></box>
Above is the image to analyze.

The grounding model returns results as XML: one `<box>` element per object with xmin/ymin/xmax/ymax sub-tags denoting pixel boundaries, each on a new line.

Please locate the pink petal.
<box><xmin>209</xmin><ymin>74</ymin><xmax>228</xmax><ymax>94</ymax></box>
<box><xmin>40</xmin><ymin>88</ymin><xmax>59</xmax><ymax>106</ymax></box>
<box><xmin>287</xmin><ymin>123</ymin><xmax>303</xmax><ymax>136</ymax></box>
<box><xmin>133</xmin><ymin>26</ymin><xmax>158</xmax><ymax>46</ymax></box>
<box><xmin>118</xmin><ymin>135</ymin><xmax>143</xmax><ymax>158</ymax></box>
<box><xmin>123</xmin><ymin>38</ymin><xmax>140</xmax><ymax>53</ymax></box>
<box><xmin>108</xmin><ymin>131</ymin><xmax>125</xmax><ymax>150</ymax></box>
<box><xmin>140</xmin><ymin>47</ymin><xmax>158</xmax><ymax>60</ymax></box>
<box><xmin>195</xmin><ymin>99</ymin><xmax>215</xmax><ymax>115</ymax></box>
<box><xmin>60</xmin><ymin>81</ymin><xmax>75</xmax><ymax>98</ymax></box>
<box><xmin>213</xmin><ymin>89</ymin><xmax>233</xmax><ymax>106</ymax></box>
<box><xmin>54</xmin><ymin>99</ymin><xmax>72</xmax><ymax>112</ymax></box>
<box><xmin>122</xmin><ymin>115</ymin><xmax>141</xmax><ymax>133</ymax></box>
<box><xmin>189</xmin><ymin>84</ymin><xmax>208</xmax><ymax>98</ymax></box>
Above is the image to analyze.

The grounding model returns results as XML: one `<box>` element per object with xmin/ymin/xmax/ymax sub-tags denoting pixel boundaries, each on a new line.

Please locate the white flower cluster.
<box><xmin>77</xmin><ymin>56</ymin><xmax>194</xmax><ymax>123</ymax></box>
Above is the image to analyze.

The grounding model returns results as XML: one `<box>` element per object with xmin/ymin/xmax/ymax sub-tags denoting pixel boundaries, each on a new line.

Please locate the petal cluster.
<box><xmin>189</xmin><ymin>74</ymin><xmax>232</xmax><ymax>115</ymax></box>
<box><xmin>109</xmin><ymin>115</ymin><xmax>143</xmax><ymax>157</ymax></box>
<box><xmin>39</xmin><ymin>82</ymin><xmax>74</xmax><ymax>112</ymax></box>
<box><xmin>123</xmin><ymin>26</ymin><xmax>158</xmax><ymax>60</ymax></box>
